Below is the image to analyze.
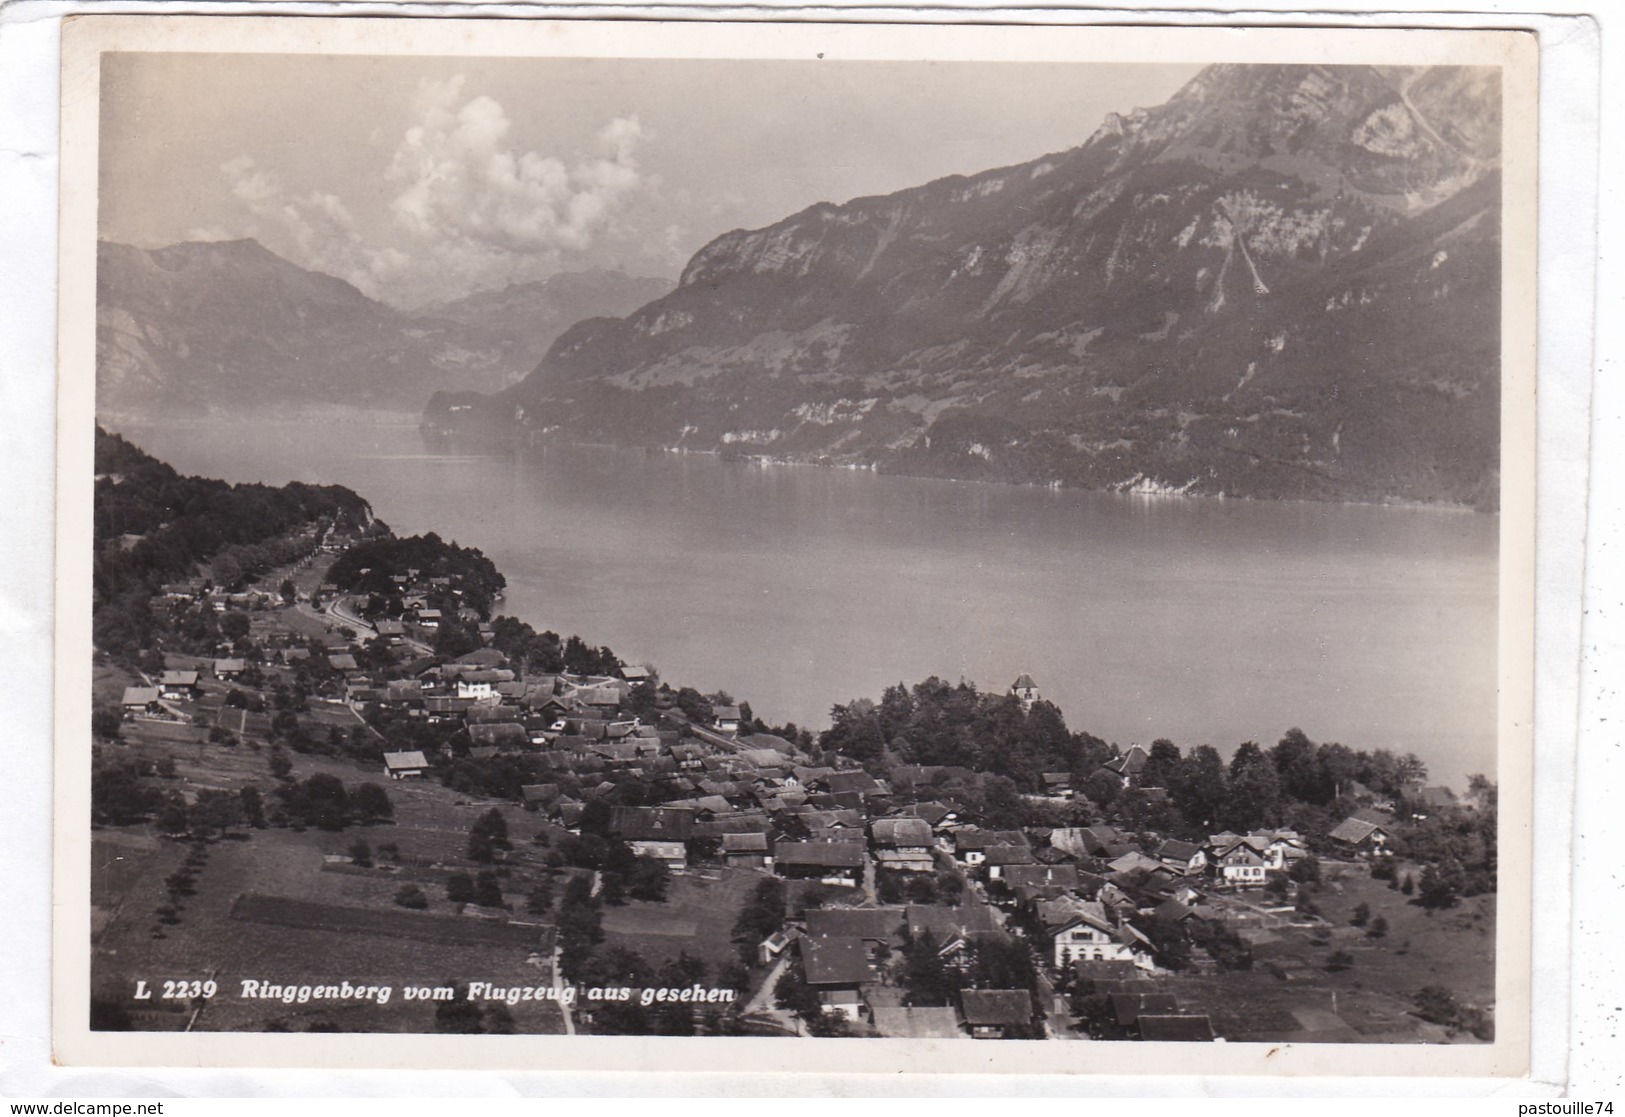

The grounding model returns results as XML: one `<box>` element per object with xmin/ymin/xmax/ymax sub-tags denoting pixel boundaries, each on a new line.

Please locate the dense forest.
<box><xmin>328</xmin><ymin>533</ymin><xmax>507</xmax><ymax>620</ymax></box>
<box><xmin>820</xmin><ymin>678</ymin><xmax>1494</xmax><ymax>864</ymax></box>
<box><xmin>93</xmin><ymin>428</ymin><xmax>371</xmax><ymax>659</ymax></box>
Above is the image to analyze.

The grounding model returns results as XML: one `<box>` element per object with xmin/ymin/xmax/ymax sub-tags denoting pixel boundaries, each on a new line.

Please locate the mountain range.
<box><xmin>95</xmin><ymin>238</ymin><xmax>671</xmax><ymax>419</ymax></box>
<box><xmin>425</xmin><ymin>63</ymin><xmax>1504</xmax><ymax>507</ymax></box>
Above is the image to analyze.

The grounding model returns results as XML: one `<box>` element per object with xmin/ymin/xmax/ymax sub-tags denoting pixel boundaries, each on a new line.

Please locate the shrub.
<box><xmin>394</xmin><ymin>885</ymin><xmax>428</xmax><ymax>910</ymax></box>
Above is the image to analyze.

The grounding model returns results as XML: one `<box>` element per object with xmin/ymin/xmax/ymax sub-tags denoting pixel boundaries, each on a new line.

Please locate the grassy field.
<box><xmin>91</xmin><ymin>720</ymin><xmax>571</xmax><ymax>1034</ymax></box>
<box><xmin>600</xmin><ymin>867</ymin><xmax>766</xmax><ymax>973</ymax></box>
<box><xmin>1157</xmin><ymin>862</ymin><xmax>1496</xmax><ymax>1043</ymax></box>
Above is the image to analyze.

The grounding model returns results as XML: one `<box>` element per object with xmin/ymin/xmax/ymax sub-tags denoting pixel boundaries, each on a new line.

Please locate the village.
<box><xmin>93</xmin><ymin>510</ymin><xmax>1498</xmax><ymax>1043</ymax></box>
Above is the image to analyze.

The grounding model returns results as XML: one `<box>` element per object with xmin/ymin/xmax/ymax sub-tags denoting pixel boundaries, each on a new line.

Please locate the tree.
<box><xmin>433</xmin><ymin>984</ymin><xmax>486</xmax><ymax>1034</ymax></box>
<box><xmin>468</xmin><ymin>807</ymin><xmax>512</xmax><ymax>863</ymax></box>
<box><xmin>898</xmin><ymin>932</ymin><xmax>962</xmax><ymax>1007</ymax></box>
<box><xmin>349</xmin><ymin>838</ymin><xmax>373</xmax><ymax>867</ymax></box>
<box><xmin>446</xmin><ymin>872</ymin><xmax>476</xmax><ymax>905</ymax></box>
<box><xmin>220</xmin><ymin>611</ymin><xmax>252</xmax><ymax>641</ymax></box>
<box><xmin>91</xmin><ymin>705</ymin><xmax>123</xmax><ymax>741</ymax></box>
<box><xmin>1225</xmin><ymin>741</ymin><xmax>1281</xmax><ymax>832</ymax></box>
<box><xmin>1417</xmin><ymin>861</ymin><xmax>1463</xmax><ymax>911</ymax></box>
<box><xmin>474</xmin><ymin>870</ymin><xmax>505</xmax><ymax>909</ymax></box>
<box><xmin>627</xmin><ymin>856</ymin><xmax>671</xmax><ymax>902</ymax></box>
<box><xmin>239</xmin><ymin>785</ymin><xmax>267</xmax><ymax>828</ymax></box>
<box><xmin>298</xmin><ymin>773</ymin><xmax>350</xmax><ymax>831</ymax></box>
<box><xmin>267</xmin><ymin>744</ymin><xmax>293</xmax><ymax>781</ymax></box>
<box><xmin>1351</xmin><ymin>902</ymin><xmax>1371</xmax><ymax>927</ymax></box>
<box><xmin>1367</xmin><ymin>915</ymin><xmax>1390</xmax><ymax>939</ymax></box>
<box><xmin>526</xmin><ymin>881</ymin><xmax>556</xmax><ymax>915</ymax></box>
<box><xmin>188</xmin><ymin>789</ymin><xmax>246</xmax><ymax>838</ymax></box>
<box><xmin>1171</xmin><ymin>745</ymin><xmax>1228</xmax><ymax>833</ymax></box>
<box><xmin>1326</xmin><ymin>949</ymin><xmax>1355</xmax><ymax>972</ymax></box>
<box><xmin>350</xmin><ymin>782</ymin><xmax>394</xmax><ymax>824</ymax></box>
<box><xmin>280</xmin><ymin>578</ymin><xmax>297</xmax><ymax>605</ymax></box>
<box><xmin>394</xmin><ymin>885</ymin><xmax>428</xmax><ymax>909</ymax></box>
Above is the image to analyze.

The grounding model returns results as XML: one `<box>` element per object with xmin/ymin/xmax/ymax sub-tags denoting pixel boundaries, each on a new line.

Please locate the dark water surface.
<box><xmin>117</xmin><ymin>417</ymin><xmax>1499</xmax><ymax>789</ymax></box>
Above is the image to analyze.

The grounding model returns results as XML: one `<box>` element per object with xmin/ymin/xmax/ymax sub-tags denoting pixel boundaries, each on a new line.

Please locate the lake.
<box><xmin>115</xmin><ymin>416</ymin><xmax>1500</xmax><ymax>790</ymax></box>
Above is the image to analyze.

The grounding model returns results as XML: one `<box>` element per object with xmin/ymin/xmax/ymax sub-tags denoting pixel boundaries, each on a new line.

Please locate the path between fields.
<box><xmin>552</xmin><ymin>945</ymin><xmax>575</xmax><ymax>1036</ymax></box>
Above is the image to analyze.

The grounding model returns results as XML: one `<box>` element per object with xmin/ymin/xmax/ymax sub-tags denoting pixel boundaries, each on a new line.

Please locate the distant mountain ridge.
<box><xmin>96</xmin><ymin>239</ymin><xmax>673</xmax><ymax>419</ymax></box>
<box><xmin>427</xmin><ymin>63</ymin><xmax>1502</xmax><ymax>506</ymax></box>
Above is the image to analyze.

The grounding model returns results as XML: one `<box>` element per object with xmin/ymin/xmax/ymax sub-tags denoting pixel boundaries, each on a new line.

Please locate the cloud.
<box><xmin>220</xmin><ymin>155</ymin><xmax>404</xmax><ymax>300</ymax></box>
<box><xmin>219</xmin><ymin>77</ymin><xmax>648</xmax><ymax>306</ymax></box>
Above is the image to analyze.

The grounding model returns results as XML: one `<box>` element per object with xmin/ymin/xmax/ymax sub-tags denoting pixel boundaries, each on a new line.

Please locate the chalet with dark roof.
<box><xmin>960</xmin><ymin>989</ymin><xmax>1035</xmax><ymax>1039</ymax></box>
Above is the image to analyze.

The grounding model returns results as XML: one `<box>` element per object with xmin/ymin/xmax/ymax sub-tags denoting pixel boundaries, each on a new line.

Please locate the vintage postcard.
<box><xmin>54</xmin><ymin>15</ymin><xmax>1538</xmax><ymax>1076</ymax></box>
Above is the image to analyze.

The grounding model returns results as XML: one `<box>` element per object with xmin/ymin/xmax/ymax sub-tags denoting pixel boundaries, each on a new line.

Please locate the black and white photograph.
<box><xmin>53</xmin><ymin>16</ymin><xmax>1538</xmax><ymax>1074</ymax></box>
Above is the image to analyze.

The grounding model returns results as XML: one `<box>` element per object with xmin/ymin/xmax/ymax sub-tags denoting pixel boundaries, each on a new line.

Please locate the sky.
<box><xmin>99</xmin><ymin>53</ymin><xmax>1203</xmax><ymax>308</ymax></box>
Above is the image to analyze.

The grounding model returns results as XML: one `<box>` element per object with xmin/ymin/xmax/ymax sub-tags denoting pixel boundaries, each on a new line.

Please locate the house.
<box><xmin>1137</xmin><ymin>1014</ymin><xmax>1217</xmax><ymax>1042</ymax></box>
<box><xmin>620</xmin><ymin>665</ymin><xmax>651</xmax><ymax>685</ymax></box>
<box><xmin>467</xmin><ymin>723</ymin><xmax>528</xmax><ymax>750</ymax></box>
<box><xmin>609</xmin><ymin>806</ymin><xmax>694</xmax><ymax>867</ymax></box>
<box><xmin>800</xmin><ymin>936</ymin><xmax>872</xmax><ymax>1020</ymax></box>
<box><xmin>382</xmin><ymin>750</ymin><xmax>429</xmax><ymax>780</ymax></box>
<box><xmin>1252</xmin><ymin>829</ymin><xmax>1310</xmax><ymax>870</ymax></box>
<box><xmin>213</xmin><ymin>658</ymin><xmax>246</xmax><ymax>681</ymax></box>
<box><xmin>869</xmin><ymin>817</ymin><xmax>935</xmax><ymax>872</ymax></box>
<box><xmin>982</xmin><ymin>844</ymin><xmax>1039</xmax><ymax>880</ymax></box>
<box><xmin>871</xmin><ymin>1006</ymin><xmax>962</xmax><ymax>1039</ymax></box>
<box><xmin>952</xmin><ymin>829</ymin><xmax>1028</xmax><ymax>867</ymax></box>
<box><xmin>1155</xmin><ymin>839</ymin><xmax>1207</xmax><ymax>876</ymax></box>
<box><xmin>759</xmin><ymin>928</ymin><xmax>799</xmax><ymax>966</ymax></box>
<box><xmin>1010</xmin><ymin>673</ymin><xmax>1040</xmax><ymax>708</ymax></box>
<box><xmin>158</xmin><ymin>670</ymin><xmax>200</xmax><ymax>699</ymax></box>
<box><xmin>1050</xmin><ymin>826</ymin><xmax>1121</xmax><ymax>860</ymax></box>
<box><xmin>1110</xmin><ymin>992</ymin><xmax>1180</xmax><ymax>1031</ymax></box>
<box><xmin>1101</xmin><ymin>745</ymin><xmax>1150</xmax><ymax>787</ymax></box>
<box><xmin>1209</xmin><ymin>836</ymin><xmax>1270</xmax><ymax>887</ymax></box>
<box><xmin>722</xmin><ymin>831</ymin><xmax>772</xmax><ymax>869</ymax></box>
<box><xmin>1327</xmin><ymin>816</ymin><xmax>1392</xmax><ymax>857</ymax></box>
<box><xmin>1038</xmin><ymin>898</ymin><xmax>1136</xmax><ymax>968</ymax></box>
<box><xmin>1106</xmin><ymin>851</ymin><xmax>1166</xmax><ymax>878</ymax></box>
<box><xmin>121</xmin><ymin>686</ymin><xmax>162</xmax><ymax>717</ymax></box>
<box><xmin>1000</xmin><ymin>864</ymin><xmax>1081</xmax><ymax>896</ymax></box>
<box><xmin>374</xmin><ymin>619</ymin><xmax>406</xmax><ymax>644</ymax></box>
<box><xmin>415</xmin><ymin>608</ymin><xmax>442</xmax><ymax>628</ymax></box>
<box><xmin>711</xmin><ymin>705</ymin><xmax>742</xmax><ymax>733</ymax></box>
<box><xmin>519</xmin><ymin>784</ymin><xmax>559</xmax><ymax>811</ymax></box>
<box><xmin>1039</xmin><ymin>772</ymin><xmax>1074</xmax><ymax>799</ymax></box>
<box><xmin>772</xmin><ymin>841</ymin><xmax>864</xmax><ymax>885</ymax></box>
<box><xmin>805</xmin><ymin>907</ymin><xmax>906</xmax><ymax>949</ymax></box>
<box><xmin>905</xmin><ymin>903</ymin><xmax>997</xmax><ymax>959</ymax></box>
<box><xmin>960</xmin><ymin>989</ymin><xmax>1035</xmax><ymax>1039</ymax></box>
<box><xmin>326</xmin><ymin>653</ymin><xmax>359</xmax><ymax>674</ymax></box>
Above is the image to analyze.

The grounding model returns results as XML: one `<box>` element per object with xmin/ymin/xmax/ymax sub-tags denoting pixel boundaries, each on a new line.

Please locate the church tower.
<box><xmin>1010</xmin><ymin>673</ymin><xmax>1039</xmax><ymax>709</ymax></box>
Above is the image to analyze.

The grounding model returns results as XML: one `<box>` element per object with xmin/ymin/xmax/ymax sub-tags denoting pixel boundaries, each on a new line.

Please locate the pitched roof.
<box><xmin>805</xmin><ymin>907</ymin><xmax>906</xmax><ymax>942</ymax></box>
<box><xmin>870</xmin><ymin>817</ymin><xmax>933</xmax><ymax>848</ymax></box>
<box><xmin>1328</xmin><ymin>817</ymin><xmax>1385</xmax><ymax>844</ymax></box>
<box><xmin>1002</xmin><ymin>864</ymin><xmax>1081</xmax><ymax>890</ymax></box>
<box><xmin>1110</xmin><ymin>992</ymin><xmax>1180</xmax><ymax>1026</ymax></box>
<box><xmin>1137</xmin><ymin>1014</ymin><xmax>1216</xmax><ymax>1042</ymax></box>
<box><xmin>871</xmin><ymin>1006</ymin><xmax>962</xmax><ymax>1039</ymax></box>
<box><xmin>122</xmin><ymin>686</ymin><xmax>161</xmax><ymax>705</ymax></box>
<box><xmin>609</xmin><ymin>806</ymin><xmax>695</xmax><ymax>842</ymax></box>
<box><xmin>722</xmin><ymin>832</ymin><xmax>770</xmax><ymax>853</ymax></box>
<box><xmin>1012</xmin><ymin>674</ymin><xmax>1037</xmax><ymax>690</ymax></box>
<box><xmin>772</xmin><ymin>841</ymin><xmax>864</xmax><ymax>868</ymax></box>
<box><xmin>382</xmin><ymin>750</ymin><xmax>429</xmax><ymax>771</ymax></box>
<box><xmin>960</xmin><ymin>989</ymin><xmax>1032</xmax><ymax>1027</ymax></box>
<box><xmin>801</xmin><ymin>936</ymin><xmax>871</xmax><ymax>985</ymax></box>
<box><xmin>1157</xmin><ymin>839</ymin><xmax>1203</xmax><ymax>862</ymax></box>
